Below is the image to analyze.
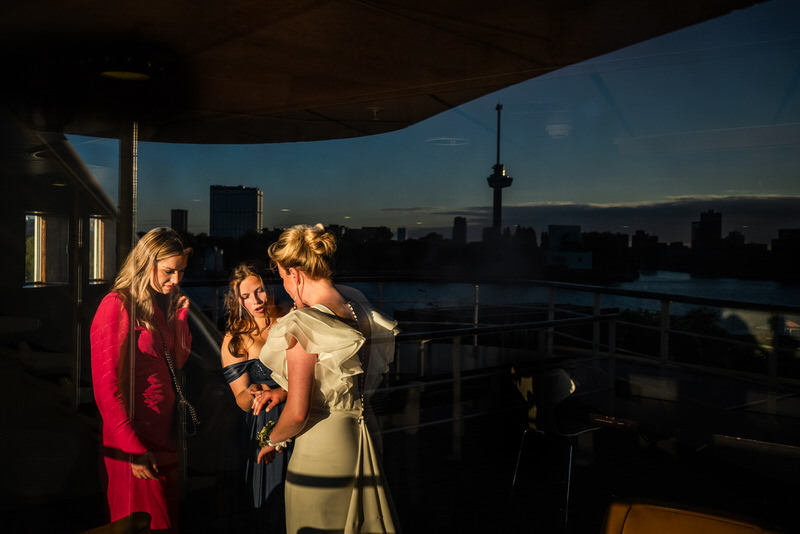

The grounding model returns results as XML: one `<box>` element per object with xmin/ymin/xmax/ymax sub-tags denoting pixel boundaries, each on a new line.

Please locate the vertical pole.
<box><xmin>473</xmin><ymin>284</ymin><xmax>479</xmax><ymax>347</ymax></box>
<box><xmin>592</xmin><ymin>292</ymin><xmax>601</xmax><ymax>365</ymax></box>
<box><xmin>452</xmin><ymin>336</ymin><xmax>462</xmax><ymax>460</ymax></box>
<box><xmin>73</xmin><ymin>213</ymin><xmax>83</xmax><ymax>409</ymax></box>
<box><xmin>608</xmin><ymin>319</ymin><xmax>617</xmax><ymax>395</ymax></box>
<box><xmin>496</xmin><ymin>104</ymin><xmax>502</xmax><ymax>166</ymax></box>
<box><xmin>660</xmin><ymin>300</ymin><xmax>670</xmax><ymax>364</ymax></box>
<box><xmin>547</xmin><ymin>287</ymin><xmax>555</xmax><ymax>357</ymax></box>
<box><xmin>418</xmin><ymin>340</ymin><xmax>426</xmax><ymax>378</ymax></box>
<box><xmin>117</xmin><ymin>122</ymin><xmax>138</xmax><ymax>266</ymax></box>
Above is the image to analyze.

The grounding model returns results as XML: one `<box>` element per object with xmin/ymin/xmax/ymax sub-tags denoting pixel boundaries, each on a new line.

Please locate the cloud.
<box><xmin>381</xmin><ymin>206</ymin><xmax>448</xmax><ymax>213</ymax></box>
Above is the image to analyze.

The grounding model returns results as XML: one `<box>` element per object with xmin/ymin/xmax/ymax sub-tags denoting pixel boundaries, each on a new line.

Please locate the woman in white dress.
<box><xmin>254</xmin><ymin>223</ymin><xmax>399</xmax><ymax>534</ymax></box>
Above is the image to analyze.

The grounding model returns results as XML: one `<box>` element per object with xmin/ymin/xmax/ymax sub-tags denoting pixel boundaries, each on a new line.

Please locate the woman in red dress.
<box><xmin>90</xmin><ymin>227</ymin><xmax>192</xmax><ymax>532</ymax></box>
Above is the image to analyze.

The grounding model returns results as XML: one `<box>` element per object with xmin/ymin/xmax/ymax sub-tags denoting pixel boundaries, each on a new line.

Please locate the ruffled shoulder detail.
<box><xmin>259</xmin><ymin>305</ymin><xmax>365</xmax><ymax>393</ymax></box>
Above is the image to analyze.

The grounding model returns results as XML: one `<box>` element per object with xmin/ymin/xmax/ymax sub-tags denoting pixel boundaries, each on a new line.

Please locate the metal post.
<box><xmin>547</xmin><ymin>287</ymin><xmax>555</xmax><ymax>357</ymax></box>
<box><xmin>593</xmin><ymin>292</ymin><xmax>601</xmax><ymax>364</ymax></box>
<box><xmin>452</xmin><ymin>336</ymin><xmax>462</xmax><ymax>460</ymax></box>
<box><xmin>418</xmin><ymin>340</ymin><xmax>427</xmax><ymax>378</ymax></box>
<box><xmin>608</xmin><ymin>319</ymin><xmax>617</xmax><ymax>393</ymax></box>
<box><xmin>660</xmin><ymin>300</ymin><xmax>670</xmax><ymax>363</ymax></box>
<box><xmin>117</xmin><ymin>122</ymin><xmax>138</xmax><ymax>266</ymax></box>
<box><xmin>473</xmin><ymin>284</ymin><xmax>479</xmax><ymax>347</ymax></box>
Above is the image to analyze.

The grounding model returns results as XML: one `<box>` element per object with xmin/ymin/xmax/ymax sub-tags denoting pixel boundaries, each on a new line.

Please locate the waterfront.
<box><xmin>184</xmin><ymin>270</ymin><xmax>800</xmax><ymax>343</ymax></box>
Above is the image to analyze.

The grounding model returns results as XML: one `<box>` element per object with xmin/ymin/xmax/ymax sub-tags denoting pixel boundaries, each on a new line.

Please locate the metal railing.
<box><xmin>354</xmin><ymin>278</ymin><xmax>800</xmax><ymax>458</ymax></box>
<box><xmin>186</xmin><ymin>276</ymin><xmax>800</xmax><ymax>458</ymax></box>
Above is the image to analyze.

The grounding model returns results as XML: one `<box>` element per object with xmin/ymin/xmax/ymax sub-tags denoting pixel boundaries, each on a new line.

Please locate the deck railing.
<box><xmin>336</xmin><ymin>278</ymin><xmax>800</xmax><ymax>458</ymax></box>
<box><xmin>186</xmin><ymin>276</ymin><xmax>800</xmax><ymax>458</ymax></box>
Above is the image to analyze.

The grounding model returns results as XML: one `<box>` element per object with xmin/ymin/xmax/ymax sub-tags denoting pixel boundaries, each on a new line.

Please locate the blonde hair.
<box><xmin>223</xmin><ymin>262</ymin><xmax>274</xmax><ymax>357</ymax></box>
<box><xmin>268</xmin><ymin>223</ymin><xmax>337</xmax><ymax>280</ymax></box>
<box><xmin>111</xmin><ymin>227</ymin><xmax>191</xmax><ymax>331</ymax></box>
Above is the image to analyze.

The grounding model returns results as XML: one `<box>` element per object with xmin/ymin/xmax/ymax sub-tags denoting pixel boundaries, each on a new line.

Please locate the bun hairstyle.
<box><xmin>268</xmin><ymin>223</ymin><xmax>337</xmax><ymax>280</ymax></box>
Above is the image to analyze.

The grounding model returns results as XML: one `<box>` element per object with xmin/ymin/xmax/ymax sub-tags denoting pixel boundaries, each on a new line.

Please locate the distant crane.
<box><xmin>486</xmin><ymin>103</ymin><xmax>513</xmax><ymax>238</ymax></box>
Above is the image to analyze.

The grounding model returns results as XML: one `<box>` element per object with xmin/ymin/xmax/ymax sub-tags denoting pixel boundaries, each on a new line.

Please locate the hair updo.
<box><xmin>268</xmin><ymin>224</ymin><xmax>337</xmax><ymax>280</ymax></box>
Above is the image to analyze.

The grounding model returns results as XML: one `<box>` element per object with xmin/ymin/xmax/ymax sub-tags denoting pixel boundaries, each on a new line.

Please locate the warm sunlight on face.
<box><xmin>151</xmin><ymin>254</ymin><xmax>188</xmax><ymax>294</ymax></box>
<box><xmin>239</xmin><ymin>275</ymin><xmax>268</xmax><ymax>317</ymax></box>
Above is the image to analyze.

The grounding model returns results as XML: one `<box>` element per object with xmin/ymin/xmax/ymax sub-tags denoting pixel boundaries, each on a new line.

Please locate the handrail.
<box><xmin>396</xmin><ymin>313</ymin><xmax>620</xmax><ymax>343</ymax></box>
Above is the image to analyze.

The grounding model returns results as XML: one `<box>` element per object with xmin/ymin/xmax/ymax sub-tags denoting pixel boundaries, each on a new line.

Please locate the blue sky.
<box><xmin>69</xmin><ymin>0</ymin><xmax>800</xmax><ymax>246</ymax></box>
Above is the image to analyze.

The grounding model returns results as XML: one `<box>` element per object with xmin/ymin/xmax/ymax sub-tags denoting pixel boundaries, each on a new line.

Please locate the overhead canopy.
<box><xmin>1</xmin><ymin>0</ymin><xmax>763</xmax><ymax>144</ymax></box>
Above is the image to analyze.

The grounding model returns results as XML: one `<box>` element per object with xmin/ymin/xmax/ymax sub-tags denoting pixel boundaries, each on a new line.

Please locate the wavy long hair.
<box><xmin>111</xmin><ymin>227</ymin><xmax>191</xmax><ymax>332</ymax></box>
<box><xmin>267</xmin><ymin>223</ymin><xmax>337</xmax><ymax>279</ymax></box>
<box><xmin>223</xmin><ymin>262</ymin><xmax>275</xmax><ymax>357</ymax></box>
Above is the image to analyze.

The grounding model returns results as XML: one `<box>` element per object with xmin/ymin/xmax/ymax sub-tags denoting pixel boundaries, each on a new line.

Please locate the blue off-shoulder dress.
<box><xmin>223</xmin><ymin>358</ymin><xmax>292</xmax><ymax>531</ymax></box>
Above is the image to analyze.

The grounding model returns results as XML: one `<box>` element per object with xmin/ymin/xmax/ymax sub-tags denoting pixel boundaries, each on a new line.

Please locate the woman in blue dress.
<box><xmin>220</xmin><ymin>262</ymin><xmax>291</xmax><ymax>532</ymax></box>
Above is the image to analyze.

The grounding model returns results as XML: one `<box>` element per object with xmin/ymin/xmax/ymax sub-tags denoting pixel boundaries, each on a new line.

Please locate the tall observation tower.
<box><xmin>486</xmin><ymin>103</ymin><xmax>513</xmax><ymax>238</ymax></box>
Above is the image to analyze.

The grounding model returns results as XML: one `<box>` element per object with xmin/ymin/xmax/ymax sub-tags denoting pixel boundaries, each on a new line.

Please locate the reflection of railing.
<box><xmin>367</xmin><ymin>279</ymin><xmax>800</xmax><ymax>385</ymax></box>
<box><xmin>185</xmin><ymin>277</ymin><xmax>800</xmax><ymax>457</ymax></box>
<box><xmin>351</xmin><ymin>278</ymin><xmax>799</xmax><ymax>458</ymax></box>
<box><xmin>392</xmin><ymin>314</ymin><xmax>619</xmax><ymax>459</ymax></box>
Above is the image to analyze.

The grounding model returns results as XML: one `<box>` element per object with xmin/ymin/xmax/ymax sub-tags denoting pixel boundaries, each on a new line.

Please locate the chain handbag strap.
<box><xmin>154</xmin><ymin>322</ymin><xmax>201</xmax><ymax>436</ymax></box>
<box><xmin>345</xmin><ymin>302</ymin><xmax>370</xmax><ymax>411</ymax></box>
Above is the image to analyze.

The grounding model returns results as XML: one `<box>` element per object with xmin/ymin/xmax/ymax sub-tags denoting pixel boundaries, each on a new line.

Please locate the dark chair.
<box><xmin>78</xmin><ymin>512</ymin><xmax>151</xmax><ymax>534</ymax></box>
<box><xmin>601</xmin><ymin>499</ymin><xmax>782</xmax><ymax>534</ymax></box>
<box><xmin>512</xmin><ymin>367</ymin><xmax>602</xmax><ymax>528</ymax></box>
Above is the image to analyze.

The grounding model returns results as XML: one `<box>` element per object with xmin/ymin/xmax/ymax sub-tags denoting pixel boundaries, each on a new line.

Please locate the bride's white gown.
<box><xmin>260</xmin><ymin>299</ymin><xmax>398</xmax><ymax>534</ymax></box>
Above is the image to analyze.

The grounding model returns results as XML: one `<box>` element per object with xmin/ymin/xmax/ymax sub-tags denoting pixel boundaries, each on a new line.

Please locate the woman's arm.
<box><xmin>90</xmin><ymin>295</ymin><xmax>148</xmax><ymax>457</ymax></box>
<box><xmin>221</xmin><ymin>333</ymin><xmax>259</xmax><ymax>412</ymax></box>
<box><xmin>257</xmin><ymin>340</ymin><xmax>316</xmax><ymax>464</ymax></box>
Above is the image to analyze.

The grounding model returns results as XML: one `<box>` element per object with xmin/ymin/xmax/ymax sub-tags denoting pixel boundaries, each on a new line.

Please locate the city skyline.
<box><xmin>67</xmin><ymin>0</ymin><xmax>800</xmax><ymax>246</ymax></box>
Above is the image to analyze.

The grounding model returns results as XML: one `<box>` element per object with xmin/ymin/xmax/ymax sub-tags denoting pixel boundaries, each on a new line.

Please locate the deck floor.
<box><xmin>181</xmin><ymin>359</ymin><xmax>799</xmax><ymax>534</ymax></box>
<box><xmin>7</xmin><ymin>358</ymin><xmax>798</xmax><ymax>534</ymax></box>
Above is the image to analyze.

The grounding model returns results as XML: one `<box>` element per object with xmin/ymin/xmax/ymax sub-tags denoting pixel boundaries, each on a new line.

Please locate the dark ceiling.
<box><xmin>1</xmin><ymin>0</ymin><xmax>763</xmax><ymax>144</ymax></box>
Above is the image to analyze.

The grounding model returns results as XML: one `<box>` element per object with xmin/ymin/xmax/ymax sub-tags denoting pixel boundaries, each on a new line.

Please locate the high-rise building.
<box><xmin>209</xmin><ymin>185</ymin><xmax>263</xmax><ymax>238</ymax></box>
<box><xmin>453</xmin><ymin>216</ymin><xmax>467</xmax><ymax>244</ymax></box>
<box><xmin>170</xmin><ymin>209</ymin><xmax>188</xmax><ymax>234</ymax></box>
<box><xmin>691</xmin><ymin>209</ymin><xmax>722</xmax><ymax>250</ymax></box>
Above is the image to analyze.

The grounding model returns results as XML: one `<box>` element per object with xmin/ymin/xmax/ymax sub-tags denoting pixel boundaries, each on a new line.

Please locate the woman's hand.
<box><xmin>177</xmin><ymin>295</ymin><xmax>190</xmax><ymax>309</ymax></box>
<box><xmin>252</xmin><ymin>386</ymin><xmax>288</xmax><ymax>416</ymax></box>
<box><xmin>131</xmin><ymin>451</ymin><xmax>159</xmax><ymax>480</ymax></box>
<box><xmin>257</xmin><ymin>444</ymin><xmax>278</xmax><ymax>465</ymax></box>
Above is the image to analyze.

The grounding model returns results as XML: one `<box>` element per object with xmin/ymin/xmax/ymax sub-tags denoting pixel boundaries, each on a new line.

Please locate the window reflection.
<box><xmin>24</xmin><ymin>213</ymin><xmax>69</xmax><ymax>286</ymax></box>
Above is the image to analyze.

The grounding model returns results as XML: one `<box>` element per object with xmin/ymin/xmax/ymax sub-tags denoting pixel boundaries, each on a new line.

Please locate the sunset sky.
<box><xmin>69</xmin><ymin>0</ymin><xmax>800</xmax><ymax>246</ymax></box>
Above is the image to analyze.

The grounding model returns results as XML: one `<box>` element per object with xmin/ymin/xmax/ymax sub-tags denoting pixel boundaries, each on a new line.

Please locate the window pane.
<box><xmin>24</xmin><ymin>213</ymin><xmax>69</xmax><ymax>286</ymax></box>
<box><xmin>24</xmin><ymin>214</ymin><xmax>42</xmax><ymax>284</ymax></box>
<box><xmin>43</xmin><ymin>215</ymin><xmax>69</xmax><ymax>285</ymax></box>
<box><xmin>89</xmin><ymin>217</ymin><xmax>104</xmax><ymax>281</ymax></box>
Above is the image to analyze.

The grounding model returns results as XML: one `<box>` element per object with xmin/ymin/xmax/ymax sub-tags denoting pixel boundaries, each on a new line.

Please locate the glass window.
<box><xmin>89</xmin><ymin>216</ymin><xmax>109</xmax><ymax>282</ymax></box>
<box><xmin>24</xmin><ymin>213</ymin><xmax>69</xmax><ymax>286</ymax></box>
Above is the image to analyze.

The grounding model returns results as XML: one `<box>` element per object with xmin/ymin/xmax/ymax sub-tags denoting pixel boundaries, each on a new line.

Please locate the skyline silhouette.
<box><xmin>68</xmin><ymin>0</ymin><xmax>800</xmax><ymax>245</ymax></box>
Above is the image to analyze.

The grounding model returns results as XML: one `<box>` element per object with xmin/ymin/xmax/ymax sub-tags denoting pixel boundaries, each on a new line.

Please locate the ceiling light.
<box><xmin>100</xmin><ymin>70</ymin><xmax>150</xmax><ymax>81</ymax></box>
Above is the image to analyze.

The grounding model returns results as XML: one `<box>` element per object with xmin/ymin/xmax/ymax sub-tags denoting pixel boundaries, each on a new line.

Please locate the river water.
<box><xmin>183</xmin><ymin>271</ymin><xmax>800</xmax><ymax>337</ymax></box>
